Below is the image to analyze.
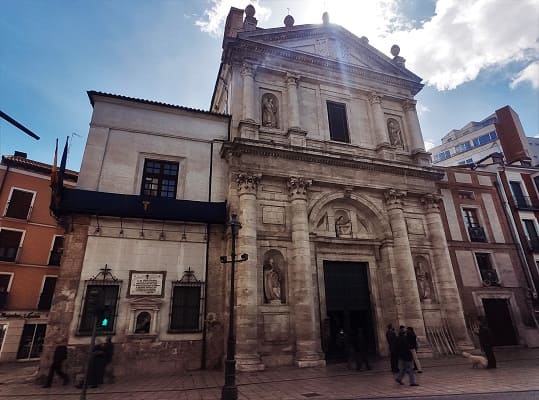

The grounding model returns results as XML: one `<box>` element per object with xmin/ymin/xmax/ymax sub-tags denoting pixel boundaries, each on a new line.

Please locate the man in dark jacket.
<box><xmin>395</xmin><ymin>326</ymin><xmax>418</xmax><ymax>386</ymax></box>
<box><xmin>43</xmin><ymin>345</ymin><xmax>69</xmax><ymax>388</ymax></box>
<box><xmin>102</xmin><ymin>336</ymin><xmax>115</xmax><ymax>383</ymax></box>
<box><xmin>354</xmin><ymin>328</ymin><xmax>371</xmax><ymax>371</ymax></box>
<box><xmin>478</xmin><ymin>318</ymin><xmax>496</xmax><ymax>369</ymax></box>
<box><xmin>385</xmin><ymin>324</ymin><xmax>398</xmax><ymax>373</ymax></box>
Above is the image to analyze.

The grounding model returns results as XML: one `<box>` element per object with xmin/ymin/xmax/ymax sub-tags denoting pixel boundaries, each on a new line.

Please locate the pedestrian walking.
<box><xmin>43</xmin><ymin>344</ymin><xmax>70</xmax><ymax>388</ymax></box>
<box><xmin>102</xmin><ymin>336</ymin><xmax>115</xmax><ymax>383</ymax></box>
<box><xmin>395</xmin><ymin>326</ymin><xmax>419</xmax><ymax>386</ymax></box>
<box><xmin>477</xmin><ymin>318</ymin><xmax>496</xmax><ymax>369</ymax></box>
<box><xmin>354</xmin><ymin>328</ymin><xmax>371</xmax><ymax>371</ymax></box>
<box><xmin>386</xmin><ymin>324</ymin><xmax>398</xmax><ymax>373</ymax></box>
<box><xmin>406</xmin><ymin>327</ymin><xmax>422</xmax><ymax>373</ymax></box>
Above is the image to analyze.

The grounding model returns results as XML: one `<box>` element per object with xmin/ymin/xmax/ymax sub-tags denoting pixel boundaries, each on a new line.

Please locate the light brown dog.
<box><xmin>462</xmin><ymin>352</ymin><xmax>488</xmax><ymax>368</ymax></box>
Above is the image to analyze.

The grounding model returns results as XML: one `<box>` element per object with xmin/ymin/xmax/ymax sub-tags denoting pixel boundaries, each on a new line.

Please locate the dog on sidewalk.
<box><xmin>462</xmin><ymin>352</ymin><xmax>488</xmax><ymax>368</ymax></box>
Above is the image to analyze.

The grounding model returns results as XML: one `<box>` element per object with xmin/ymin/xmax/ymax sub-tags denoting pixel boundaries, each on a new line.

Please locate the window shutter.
<box><xmin>5</xmin><ymin>190</ymin><xmax>33</xmax><ymax>219</ymax></box>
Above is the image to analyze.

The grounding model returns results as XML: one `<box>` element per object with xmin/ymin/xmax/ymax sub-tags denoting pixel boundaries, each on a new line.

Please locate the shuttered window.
<box><xmin>5</xmin><ymin>189</ymin><xmax>34</xmax><ymax>220</ymax></box>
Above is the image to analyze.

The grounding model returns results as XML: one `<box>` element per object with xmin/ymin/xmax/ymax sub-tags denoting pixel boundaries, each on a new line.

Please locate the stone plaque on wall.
<box><xmin>262</xmin><ymin>206</ymin><xmax>285</xmax><ymax>225</ymax></box>
<box><xmin>406</xmin><ymin>218</ymin><xmax>425</xmax><ymax>235</ymax></box>
<box><xmin>128</xmin><ymin>271</ymin><xmax>166</xmax><ymax>297</ymax></box>
<box><xmin>263</xmin><ymin>313</ymin><xmax>289</xmax><ymax>342</ymax></box>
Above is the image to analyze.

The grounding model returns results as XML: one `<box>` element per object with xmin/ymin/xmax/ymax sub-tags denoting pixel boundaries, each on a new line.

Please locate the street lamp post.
<box><xmin>220</xmin><ymin>214</ymin><xmax>248</xmax><ymax>400</ymax></box>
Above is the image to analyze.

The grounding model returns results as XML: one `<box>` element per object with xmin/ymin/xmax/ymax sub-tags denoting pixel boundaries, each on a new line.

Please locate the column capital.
<box><xmin>403</xmin><ymin>99</ymin><xmax>417</xmax><ymax>111</ymax></box>
<box><xmin>241</xmin><ymin>62</ymin><xmax>256</xmax><ymax>77</ymax></box>
<box><xmin>368</xmin><ymin>92</ymin><xmax>382</xmax><ymax>105</ymax></box>
<box><xmin>384</xmin><ymin>189</ymin><xmax>407</xmax><ymax>207</ymax></box>
<box><xmin>288</xmin><ymin>176</ymin><xmax>312</xmax><ymax>200</ymax></box>
<box><xmin>420</xmin><ymin>193</ymin><xmax>442</xmax><ymax>212</ymax></box>
<box><xmin>237</xmin><ymin>172</ymin><xmax>261</xmax><ymax>196</ymax></box>
<box><xmin>286</xmin><ymin>73</ymin><xmax>300</xmax><ymax>86</ymax></box>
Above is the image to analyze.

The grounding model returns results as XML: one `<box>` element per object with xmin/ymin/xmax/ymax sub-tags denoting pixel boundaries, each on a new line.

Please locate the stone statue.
<box><xmin>263</xmin><ymin>258</ymin><xmax>282</xmax><ymax>304</ymax></box>
<box><xmin>135</xmin><ymin>311</ymin><xmax>151</xmax><ymax>334</ymax></box>
<box><xmin>387</xmin><ymin>118</ymin><xmax>403</xmax><ymax>148</ymax></box>
<box><xmin>262</xmin><ymin>94</ymin><xmax>278</xmax><ymax>128</ymax></box>
<box><xmin>415</xmin><ymin>261</ymin><xmax>432</xmax><ymax>300</ymax></box>
<box><xmin>335</xmin><ymin>212</ymin><xmax>352</xmax><ymax>237</ymax></box>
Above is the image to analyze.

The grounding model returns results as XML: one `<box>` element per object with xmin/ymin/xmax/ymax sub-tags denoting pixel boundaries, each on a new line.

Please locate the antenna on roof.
<box><xmin>0</xmin><ymin>110</ymin><xmax>40</xmax><ymax>140</ymax></box>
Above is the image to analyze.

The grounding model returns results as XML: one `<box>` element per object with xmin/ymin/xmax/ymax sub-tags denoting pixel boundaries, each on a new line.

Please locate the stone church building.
<box><xmin>40</xmin><ymin>6</ymin><xmax>476</xmax><ymax>378</ymax></box>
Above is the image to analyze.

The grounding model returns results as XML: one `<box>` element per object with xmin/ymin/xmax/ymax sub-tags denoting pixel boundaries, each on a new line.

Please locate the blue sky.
<box><xmin>1</xmin><ymin>0</ymin><xmax>538</xmax><ymax>171</ymax></box>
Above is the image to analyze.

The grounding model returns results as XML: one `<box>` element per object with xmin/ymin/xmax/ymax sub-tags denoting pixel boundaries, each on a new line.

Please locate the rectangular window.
<box><xmin>523</xmin><ymin>219</ymin><xmax>539</xmax><ymax>251</ymax></box>
<box><xmin>169</xmin><ymin>284</ymin><xmax>203</xmax><ymax>333</ymax></box>
<box><xmin>141</xmin><ymin>159</ymin><xmax>179</xmax><ymax>198</ymax></box>
<box><xmin>463</xmin><ymin>208</ymin><xmax>486</xmax><ymax>242</ymax></box>
<box><xmin>0</xmin><ymin>274</ymin><xmax>11</xmax><ymax>310</ymax></box>
<box><xmin>0</xmin><ymin>229</ymin><xmax>23</xmax><ymax>262</ymax></box>
<box><xmin>326</xmin><ymin>101</ymin><xmax>350</xmax><ymax>143</ymax></box>
<box><xmin>5</xmin><ymin>189</ymin><xmax>34</xmax><ymax>220</ymax></box>
<box><xmin>434</xmin><ymin>150</ymin><xmax>451</xmax><ymax>162</ymax></box>
<box><xmin>510</xmin><ymin>181</ymin><xmax>530</xmax><ymax>208</ymax></box>
<box><xmin>37</xmin><ymin>277</ymin><xmax>57</xmax><ymax>311</ymax></box>
<box><xmin>455</xmin><ymin>141</ymin><xmax>472</xmax><ymax>154</ymax></box>
<box><xmin>16</xmin><ymin>323</ymin><xmax>46</xmax><ymax>359</ymax></box>
<box><xmin>48</xmin><ymin>236</ymin><xmax>64</xmax><ymax>266</ymax></box>
<box><xmin>475</xmin><ymin>253</ymin><xmax>499</xmax><ymax>286</ymax></box>
<box><xmin>79</xmin><ymin>284</ymin><xmax>120</xmax><ymax>335</ymax></box>
<box><xmin>0</xmin><ymin>324</ymin><xmax>7</xmax><ymax>351</ymax></box>
<box><xmin>472</xmin><ymin>131</ymin><xmax>497</xmax><ymax>147</ymax></box>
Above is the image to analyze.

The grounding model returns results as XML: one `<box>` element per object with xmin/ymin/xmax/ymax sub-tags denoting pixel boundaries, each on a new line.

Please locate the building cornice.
<box><xmin>221</xmin><ymin>139</ymin><xmax>444</xmax><ymax>181</ymax></box>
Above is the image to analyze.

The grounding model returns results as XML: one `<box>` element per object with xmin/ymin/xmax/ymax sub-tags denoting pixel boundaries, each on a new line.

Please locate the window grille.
<box><xmin>169</xmin><ymin>269</ymin><xmax>204</xmax><ymax>333</ymax></box>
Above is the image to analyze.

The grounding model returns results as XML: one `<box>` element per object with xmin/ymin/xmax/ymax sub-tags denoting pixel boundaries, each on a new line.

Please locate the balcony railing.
<box><xmin>528</xmin><ymin>239</ymin><xmax>539</xmax><ymax>252</ymax></box>
<box><xmin>468</xmin><ymin>226</ymin><xmax>487</xmax><ymax>242</ymax></box>
<box><xmin>479</xmin><ymin>268</ymin><xmax>500</xmax><ymax>286</ymax></box>
<box><xmin>512</xmin><ymin>196</ymin><xmax>538</xmax><ymax>210</ymax></box>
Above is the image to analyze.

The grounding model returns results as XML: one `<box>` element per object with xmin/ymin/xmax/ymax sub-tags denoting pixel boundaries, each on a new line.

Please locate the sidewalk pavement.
<box><xmin>1</xmin><ymin>347</ymin><xmax>538</xmax><ymax>399</ymax></box>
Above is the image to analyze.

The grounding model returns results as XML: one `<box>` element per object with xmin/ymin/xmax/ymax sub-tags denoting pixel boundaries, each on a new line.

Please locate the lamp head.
<box><xmin>240</xmin><ymin>253</ymin><xmax>248</xmax><ymax>261</ymax></box>
<box><xmin>220</xmin><ymin>256</ymin><xmax>228</xmax><ymax>264</ymax></box>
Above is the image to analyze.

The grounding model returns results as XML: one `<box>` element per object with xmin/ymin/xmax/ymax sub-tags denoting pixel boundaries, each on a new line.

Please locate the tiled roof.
<box><xmin>2</xmin><ymin>155</ymin><xmax>78</xmax><ymax>182</ymax></box>
<box><xmin>87</xmin><ymin>91</ymin><xmax>230</xmax><ymax>118</ymax></box>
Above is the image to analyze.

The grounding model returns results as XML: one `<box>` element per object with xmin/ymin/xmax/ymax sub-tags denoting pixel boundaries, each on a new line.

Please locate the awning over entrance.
<box><xmin>55</xmin><ymin>188</ymin><xmax>227</xmax><ymax>224</ymax></box>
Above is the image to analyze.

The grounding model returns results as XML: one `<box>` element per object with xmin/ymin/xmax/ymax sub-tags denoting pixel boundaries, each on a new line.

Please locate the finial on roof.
<box><xmin>245</xmin><ymin>4</ymin><xmax>255</xmax><ymax>18</ymax></box>
<box><xmin>390</xmin><ymin>44</ymin><xmax>406</xmax><ymax>68</ymax></box>
<box><xmin>322</xmin><ymin>12</ymin><xmax>329</xmax><ymax>24</ymax></box>
<box><xmin>284</xmin><ymin>14</ymin><xmax>295</xmax><ymax>27</ymax></box>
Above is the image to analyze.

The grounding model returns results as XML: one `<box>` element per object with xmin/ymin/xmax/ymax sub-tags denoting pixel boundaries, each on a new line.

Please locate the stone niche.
<box><xmin>126</xmin><ymin>297</ymin><xmax>163</xmax><ymax>338</ymax></box>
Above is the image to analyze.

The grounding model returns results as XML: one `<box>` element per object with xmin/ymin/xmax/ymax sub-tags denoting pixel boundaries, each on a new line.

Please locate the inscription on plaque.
<box><xmin>128</xmin><ymin>271</ymin><xmax>166</xmax><ymax>297</ymax></box>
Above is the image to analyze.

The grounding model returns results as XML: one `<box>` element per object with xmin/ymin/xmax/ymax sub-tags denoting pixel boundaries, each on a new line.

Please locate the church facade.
<box><xmin>39</xmin><ymin>6</ymin><xmax>481</xmax><ymax>378</ymax></box>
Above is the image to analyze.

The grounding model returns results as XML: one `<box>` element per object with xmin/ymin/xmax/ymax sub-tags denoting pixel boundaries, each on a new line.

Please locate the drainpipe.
<box><xmin>493</xmin><ymin>173</ymin><xmax>538</xmax><ymax>325</ymax></box>
<box><xmin>201</xmin><ymin>141</ymin><xmax>215</xmax><ymax>370</ymax></box>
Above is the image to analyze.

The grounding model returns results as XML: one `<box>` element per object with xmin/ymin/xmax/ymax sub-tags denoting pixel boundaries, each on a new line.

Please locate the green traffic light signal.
<box><xmin>101</xmin><ymin>317</ymin><xmax>109</xmax><ymax>327</ymax></box>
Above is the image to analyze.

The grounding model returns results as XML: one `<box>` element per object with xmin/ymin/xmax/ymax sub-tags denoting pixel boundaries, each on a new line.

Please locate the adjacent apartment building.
<box><xmin>0</xmin><ymin>152</ymin><xmax>77</xmax><ymax>361</ymax></box>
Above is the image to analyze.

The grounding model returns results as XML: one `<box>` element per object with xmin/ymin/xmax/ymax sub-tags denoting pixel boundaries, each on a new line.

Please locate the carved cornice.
<box><xmin>384</xmin><ymin>189</ymin><xmax>407</xmax><ymax>208</ymax></box>
<box><xmin>403</xmin><ymin>100</ymin><xmax>417</xmax><ymax>112</ymax></box>
<box><xmin>420</xmin><ymin>193</ymin><xmax>442</xmax><ymax>212</ymax></box>
<box><xmin>221</xmin><ymin>140</ymin><xmax>445</xmax><ymax>181</ymax></box>
<box><xmin>288</xmin><ymin>176</ymin><xmax>312</xmax><ymax>200</ymax></box>
<box><xmin>236</xmin><ymin>172</ymin><xmax>261</xmax><ymax>195</ymax></box>
<box><xmin>227</xmin><ymin>39</ymin><xmax>424</xmax><ymax>95</ymax></box>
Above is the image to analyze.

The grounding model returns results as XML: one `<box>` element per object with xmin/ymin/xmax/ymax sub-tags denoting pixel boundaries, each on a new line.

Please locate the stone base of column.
<box><xmin>455</xmin><ymin>340</ymin><xmax>476</xmax><ymax>351</ymax></box>
<box><xmin>236</xmin><ymin>353</ymin><xmax>265</xmax><ymax>372</ymax></box>
<box><xmin>287</xmin><ymin>127</ymin><xmax>307</xmax><ymax>147</ymax></box>
<box><xmin>239</xmin><ymin>119</ymin><xmax>260</xmax><ymax>140</ymax></box>
<box><xmin>375</xmin><ymin>142</ymin><xmax>395</xmax><ymax>160</ymax></box>
<box><xmin>412</xmin><ymin>149</ymin><xmax>431</xmax><ymax>166</ymax></box>
<box><xmin>295</xmin><ymin>352</ymin><xmax>326</xmax><ymax>368</ymax></box>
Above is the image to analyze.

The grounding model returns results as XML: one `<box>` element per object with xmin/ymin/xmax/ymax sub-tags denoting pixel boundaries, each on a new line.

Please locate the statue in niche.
<box><xmin>263</xmin><ymin>257</ymin><xmax>283</xmax><ymax>304</ymax></box>
<box><xmin>335</xmin><ymin>211</ymin><xmax>352</xmax><ymax>237</ymax></box>
<box><xmin>261</xmin><ymin>94</ymin><xmax>279</xmax><ymax>128</ymax></box>
<box><xmin>415</xmin><ymin>260</ymin><xmax>433</xmax><ymax>301</ymax></box>
<box><xmin>387</xmin><ymin>118</ymin><xmax>403</xmax><ymax>148</ymax></box>
<box><xmin>135</xmin><ymin>311</ymin><xmax>151</xmax><ymax>334</ymax></box>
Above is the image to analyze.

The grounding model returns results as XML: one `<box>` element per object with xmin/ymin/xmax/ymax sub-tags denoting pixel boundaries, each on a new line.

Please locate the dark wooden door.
<box><xmin>482</xmin><ymin>298</ymin><xmax>518</xmax><ymax>346</ymax></box>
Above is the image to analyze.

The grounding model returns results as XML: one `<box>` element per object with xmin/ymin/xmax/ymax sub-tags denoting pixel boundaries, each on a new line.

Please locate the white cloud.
<box><xmin>195</xmin><ymin>0</ymin><xmax>271</xmax><ymax>36</ymax></box>
<box><xmin>417</xmin><ymin>104</ymin><xmax>431</xmax><ymax>117</ymax></box>
<box><xmin>511</xmin><ymin>61</ymin><xmax>539</xmax><ymax>89</ymax></box>
<box><xmin>424</xmin><ymin>140</ymin><xmax>436</xmax><ymax>151</ymax></box>
<box><xmin>196</xmin><ymin>0</ymin><xmax>539</xmax><ymax>91</ymax></box>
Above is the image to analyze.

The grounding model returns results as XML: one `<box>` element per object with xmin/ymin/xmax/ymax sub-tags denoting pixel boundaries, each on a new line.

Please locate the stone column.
<box><xmin>288</xmin><ymin>177</ymin><xmax>325</xmax><ymax>367</ymax></box>
<box><xmin>403</xmin><ymin>100</ymin><xmax>425</xmax><ymax>153</ymax></box>
<box><xmin>368</xmin><ymin>93</ymin><xmax>390</xmax><ymax>149</ymax></box>
<box><xmin>235</xmin><ymin>173</ymin><xmax>264</xmax><ymax>371</ymax></box>
<box><xmin>39</xmin><ymin>215</ymin><xmax>91</xmax><ymax>377</ymax></box>
<box><xmin>286</xmin><ymin>74</ymin><xmax>307</xmax><ymax>147</ymax></box>
<box><xmin>239</xmin><ymin>63</ymin><xmax>259</xmax><ymax>139</ymax></box>
<box><xmin>384</xmin><ymin>190</ymin><xmax>425</xmax><ymax>336</ymax></box>
<box><xmin>421</xmin><ymin>194</ymin><xmax>474</xmax><ymax>349</ymax></box>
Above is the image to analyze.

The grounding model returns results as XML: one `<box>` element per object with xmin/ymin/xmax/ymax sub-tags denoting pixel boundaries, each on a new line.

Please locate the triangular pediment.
<box><xmin>237</xmin><ymin>24</ymin><xmax>421</xmax><ymax>82</ymax></box>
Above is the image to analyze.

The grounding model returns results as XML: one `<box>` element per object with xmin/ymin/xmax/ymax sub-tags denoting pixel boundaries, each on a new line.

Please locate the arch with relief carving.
<box><xmin>308</xmin><ymin>191</ymin><xmax>391</xmax><ymax>240</ymax></box>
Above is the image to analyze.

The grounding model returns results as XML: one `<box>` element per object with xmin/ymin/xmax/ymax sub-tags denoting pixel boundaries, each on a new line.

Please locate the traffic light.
<box><xmin>97</xmin><ymin>305</ymin><xmax>111</xmax><ymax>329</ymax></box>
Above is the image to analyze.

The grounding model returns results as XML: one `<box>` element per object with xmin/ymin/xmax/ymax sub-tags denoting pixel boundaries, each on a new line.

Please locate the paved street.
<box><xmin>1</xmin><ymin>348</ymin><xmax>538</xmax><ymax>399</ymax></box>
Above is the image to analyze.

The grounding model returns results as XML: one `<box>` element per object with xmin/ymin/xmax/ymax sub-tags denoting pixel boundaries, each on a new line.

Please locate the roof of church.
<box><xmin>87</xmin><ymin>91</ymin><xmax>231</xmax><ymax>118</ymax></box>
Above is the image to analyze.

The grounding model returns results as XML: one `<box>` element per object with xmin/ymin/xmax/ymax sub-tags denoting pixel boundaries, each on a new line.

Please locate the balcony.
<box><xmin>528</xmin><ymin>239</ymin><xmax>539</xmax><ymax>252</ymax></box>
<box><xmin>479</xmin><ymin>268</ymin><xmax>500</xmax><ymax>286</ymax></box>
<box><xmin>512</xmin><ymin>196</ymin><xmax>538</xmax><ymax>210</ymax></box>
<box><xmin>468</xmin><ymin>226</ymin><xmax>487</xmax><ymax>242</ymax></box>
